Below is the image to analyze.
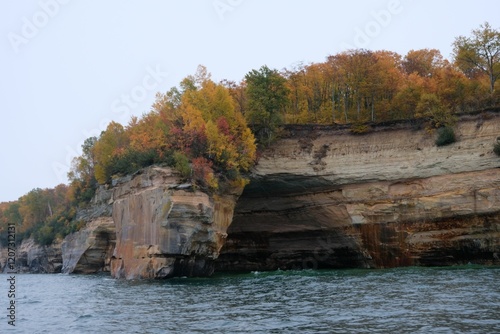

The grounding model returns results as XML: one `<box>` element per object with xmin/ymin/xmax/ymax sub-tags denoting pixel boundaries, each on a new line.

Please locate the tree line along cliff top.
<box><xmin>1</xmin><ymin>22</ymin><xmax>499</xmax><ymax>247</ymax></box>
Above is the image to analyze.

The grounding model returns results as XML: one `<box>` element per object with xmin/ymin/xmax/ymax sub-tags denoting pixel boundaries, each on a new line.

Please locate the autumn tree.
<box><xmin>1</xmin><ymin>203</ymin><xmax>22</xmax><ymax>227</ymax></box>
<box><xmin>326</xmin><ymin>50</ymin><xmax>401</xmax><ymax>122</ymax></box>
<box><xmin>453</xmin><ymin>22</ymin><xmax>500</xmax><ymax>94</ymax></box>
<box><xmin>77</xmin><ymin>66</ymin><xmax>256</xmax><ymax>191</ymax></box>
<box><xmin>415</xmin><ymin>93</ymin><xmax>455</xmax><ymax>129</ymax></box>
<box><xmin>283</xmin><ymin>63</ymin><xmax>307</xmax><ymax>123</ymax></box>
<box><xmin>9</xmin><ymin>185</ymin><xmax>76</xmax><ymax>245</ymax></box>
<box><xmin>302</xmin><ymin>63</ymin><xmax>335</xmax><ymax>123</ymax></box>
<box><xmin>220</xmin><ymin>79</ymin><xmax>247</xmax><ymax>115</ymax></box>
<box><xmin>245</xmin><ymin>65</ymin><xmax>290</xmax><ymax>145</ymax></box>
<box><xmin>402</xmin><ymin>49</ymin><xmax>445</xmax><ymax>77</ymax></box>
<box><xmin>349</xmin><ymin>50</ymin><xmax>378</xmax><ymax>120</ymax></box>
<box><xmin>370</xmin><ymin>51</ymin><xmax>403</xmax><ymax>120</ymax></box>
<box><xmin>68</xmin><ymin>136</ymin><xmax>98</xmax><ymax>204</ymax></box>
<box><xmin>127</xmin><ymin>113</ymin><xmax>167</xmax><ymax>155</ymax></box>
<box><xmin>152</xmin><ymin>87</ymin><xmax>182</xmax><ymax>115</ymax></box>
<box><xmin>0</xmin><ymin>203</ymin><xmax>22</xmax><ymax>244</ymax></box>
<box><xmin>432</xmin><ymin>63</ymin><xmax>485</xmax><ymax>113</ymax></box>
<box><xmin>93</xmin><ymin>122</ymin><xmax>129</xmax><ymax>184</ymax></box>
<box><xmin>179</xmin><ymin>75</ymin><xmax>256</xmax><ymax>187</ymax></box>
<box><xmin>18</xmin><ymin>188</ymin><xmax>50</xmax><ymax>233</ymax></box>
<box><xmin>327</xmin><ymin>54</ymin><xmax>352</xmax><ymax>122</ymax></box>
<box><xmin>282</xmin><ymin>62</ymin><xmax>332</xmax><ymax>124</ymax></box>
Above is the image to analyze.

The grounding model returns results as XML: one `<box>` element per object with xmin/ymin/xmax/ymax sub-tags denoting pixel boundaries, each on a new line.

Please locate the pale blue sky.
<box><xmin>1</xmin><ymin>0</ymin><xmax>499</xmax><ymax>202</ymax></box>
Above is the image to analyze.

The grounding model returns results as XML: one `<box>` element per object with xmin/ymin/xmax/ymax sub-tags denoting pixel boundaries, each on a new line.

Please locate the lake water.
<box><xmin>1</xmin><ymin>266</ymin><xmax>499</xmax><ymax>333</ymax></box>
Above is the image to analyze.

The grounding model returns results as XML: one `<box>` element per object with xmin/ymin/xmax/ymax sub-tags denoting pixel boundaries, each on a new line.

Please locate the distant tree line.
<box><xmin>224</xmin><ymin>22</ymin><xmax>499</xmax><ymax>138</ymax></box>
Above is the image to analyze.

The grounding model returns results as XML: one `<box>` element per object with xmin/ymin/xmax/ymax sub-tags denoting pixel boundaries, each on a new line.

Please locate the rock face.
<box><xmin>10</xmin><ymin>112</ymin><xmax>500</xmax><ymax>277</ymax></box>
<box><xmin>1</xmin><ymin>238</ymin><xmax>63</xmax><ymax>273</ymax></box>
<box><xmin>59</xmin><ymin>166</ymin><xmax>241</xmax><ymax>278</ymax></box>
<box><xmin>61</xmin><ymin>218</ymin><xmax>115</xmax><ymax>274</ymax></box>
<box><xmin>61</xmin><ymin>184</ymin><xmax>115</xmax><ymax>274</ymax></box>
<box><xmin>109</xmin><ymin>166</ymin><xmax>241</xmax><ymax>279</ymax></box>
<box><xmin>216</xmin><ymin>113</ymin><xmax>500</xmax><ymax>272</ymax></box>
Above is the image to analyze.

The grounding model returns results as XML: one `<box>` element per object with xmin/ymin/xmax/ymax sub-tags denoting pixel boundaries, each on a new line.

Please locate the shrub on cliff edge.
<box><xmin>494</xmin><ymin>138</ymin><xmax>500</xmax><ymax>156</ymax></box>
<box><xmin>435</xmin><ymin>126</ymin><xmax>456</xmax><ymax>146</ymax></box>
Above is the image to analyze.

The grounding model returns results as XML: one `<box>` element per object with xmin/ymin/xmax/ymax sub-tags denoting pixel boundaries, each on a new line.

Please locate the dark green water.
<box><xmin>2</xmin><ymin>266</ymin><xmax>499</xmax><ymax>333</ymax></box>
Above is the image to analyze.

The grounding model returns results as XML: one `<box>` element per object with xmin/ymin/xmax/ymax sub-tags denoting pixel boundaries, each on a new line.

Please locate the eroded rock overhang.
<box><xmin>216</xmin><ymin>114</ymin><xmax>500</xmax><ymax>272</ymax></box>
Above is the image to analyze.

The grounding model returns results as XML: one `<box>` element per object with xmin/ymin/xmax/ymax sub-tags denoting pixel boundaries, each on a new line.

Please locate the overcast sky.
<box><xmin>1</xmin><ymin>0</ymin><xmax>499</xmax><ymax>202</ymax></box>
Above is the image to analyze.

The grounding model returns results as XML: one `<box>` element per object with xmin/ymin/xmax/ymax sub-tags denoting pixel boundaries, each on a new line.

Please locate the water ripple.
<box><xmin>2</xmin><ymin>267</ymin><xmax>499</xmax><ymax>333</ymax></box>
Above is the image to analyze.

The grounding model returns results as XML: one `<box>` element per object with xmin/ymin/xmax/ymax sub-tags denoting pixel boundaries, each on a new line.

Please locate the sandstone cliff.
<box><xmin>108</xmin><ymin>166</ymin><xmax>241</xmax><ymax>279</ymax></box>
<box><xmin>0</xmin><ymin>183</ymin><xmax>115</xmax><ymax>274</ymax></box>
<box><xmin>61</xmin><ymin>217</ymin><xmax>115</xmax><ymax>274</ymax></box>
<box><xmin>59</xmin><ymin>166</ymin><xmax>241</xmax><ymax>278</ymax></box>
<box><xmin>216</xmin><ymin>112</ymin><xmax>500</xmax><ymax>272</ymax></box>
<box><xmin>61</xmin><ymin>185</ymin><xmax>114</xmax><ymax>274</ymax></box>
<box><xmin>6</xmin><ymin>112</ymin><xmax>500</xmax><ymax>277</ymax></box>
<box><xmin>1</xmin><ymin>237</ymin><xmax>62</xmax><ymax>273</ymax></box>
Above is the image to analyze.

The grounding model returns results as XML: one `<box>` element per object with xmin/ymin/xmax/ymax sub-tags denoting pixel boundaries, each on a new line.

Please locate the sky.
<box><xmin>1</xmin><ymin>0</ymin><xmax>500</xmax><ymax>202</ymax></box>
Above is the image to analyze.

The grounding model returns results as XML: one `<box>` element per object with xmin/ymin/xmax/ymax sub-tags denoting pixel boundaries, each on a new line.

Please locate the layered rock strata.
<box><xmin>5</xmin><ymin>113</ymin><xmax>500</xmax><ymax>277</ymax></box>
<box><xmin>216</xmin><ymin>113</ymin><xmax>500</xmax><ymax>271</ymax></box>
<box><xmin>61</xmin><ymin>217</ymin><xmax>115</xmax><ymax>274</ymax></box>
<box><xmin>61</xmin><ymin>184</ymin><xmax>114</xmax><ymax>274</ymax></box>
<box><xmin>59</xmin><ymin>166</ymin><xmax>240</xmax><ymax>278</ymax></box>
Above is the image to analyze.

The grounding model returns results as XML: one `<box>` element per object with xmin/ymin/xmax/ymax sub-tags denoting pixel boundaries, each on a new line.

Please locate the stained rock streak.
<box><xmin>109</xmin><ymin>166</ymin><xmax>241</xmax><ymax>279</ymax></box>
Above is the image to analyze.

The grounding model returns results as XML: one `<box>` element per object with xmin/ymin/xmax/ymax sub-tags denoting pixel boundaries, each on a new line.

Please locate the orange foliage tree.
<box><xmin>84</xmin><ymin>66</ymin><xmax>256</xmax><ymax>191</ymax></box>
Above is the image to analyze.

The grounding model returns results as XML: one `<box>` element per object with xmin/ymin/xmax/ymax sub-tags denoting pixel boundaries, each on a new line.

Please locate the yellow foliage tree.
<box><xmin>178</xmin><ymin>73</ymin><xmax>257</xmax><ymax>179</ymax></box>
<box><xmin>93</xmin><ymin>122</ymin><xmax>128</xmax><ymax>184</ymax></box>
<box><xmin>127</xmin><ymin>112</ymin><xmax>169</xmax><ymax>157</ymax></box>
